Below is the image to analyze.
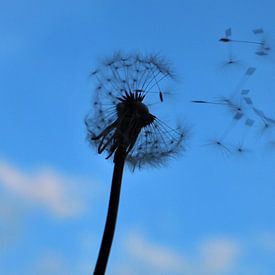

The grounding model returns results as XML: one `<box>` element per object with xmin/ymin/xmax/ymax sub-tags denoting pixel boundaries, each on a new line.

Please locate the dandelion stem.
<box><xmin>94</xmin><ymin>145</ymin><xmax>127</xmax><ymax>275</ymax></box>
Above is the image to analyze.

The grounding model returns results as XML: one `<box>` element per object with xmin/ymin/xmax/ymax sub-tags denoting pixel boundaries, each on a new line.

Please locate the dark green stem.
<box><xmin>93</xmin><ymin>146</ymin><xmax>126</xmax><ymax>275</ymax></box>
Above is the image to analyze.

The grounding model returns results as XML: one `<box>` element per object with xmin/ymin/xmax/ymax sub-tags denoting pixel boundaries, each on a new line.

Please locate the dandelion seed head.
<box><xmin>85</xmin><ymin>53</ymin><xmax>186</xmax><ymax>168</ymax></box>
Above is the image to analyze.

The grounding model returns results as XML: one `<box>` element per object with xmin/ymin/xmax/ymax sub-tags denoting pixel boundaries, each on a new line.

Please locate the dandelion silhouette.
<box><xmin>85</xmin><ymin>53</ymin><xmax>186</xmax><ymax>274</ymax></box>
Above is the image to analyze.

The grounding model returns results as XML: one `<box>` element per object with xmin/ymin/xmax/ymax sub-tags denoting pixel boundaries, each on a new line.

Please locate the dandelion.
<box><xmin>85</xmin><ymin>53</ymin><xmax>186</xmax><ymax>274</ymax></box>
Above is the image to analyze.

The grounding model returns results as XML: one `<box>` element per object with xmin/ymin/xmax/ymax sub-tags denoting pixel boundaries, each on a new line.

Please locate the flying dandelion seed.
<box><xmin>191</xmin><ymin>64</ymin><xmax>265</xmax><ymax>155</ymax></box>
<box><xmin>195</xmin><ymin>28</ymin><xmax>275</xmax><ymax>156</ymax></box>
<box><xmin>85</xmin><ymin>52</ymin><xmax>186</xmax><ymax>274</ymax></box>
<box><xmin>192</xmin><ymin>82</ymin><xmax>274</xmax><ymax>154</ymax></box>
<box><xmin>192</xmin><ymin>93</ymin><xmax>261</xmax><ymax>155</ymax></box>
<box><xmin>203</xmin><ymin>138</ymin><xmax>232</xmax><ymax>157</ymax></box>
<box><xmin>219</xmin><ymin>27</ymin><xmax>264</xmax><ymax>46</ymax></box>
<box><xmin>232</xmin><ymin>142</ymin><xmax>251</xmax><ymax>156</ymax></box>
<box><xmin>192</xmin><ymin>96</ymin><xmax>246</xmax><ymax>120</ymax></box>
<box><xmin>219</xmin><ymin>27</ymin><xmax>272</xmax><ymax>58</ymax></box>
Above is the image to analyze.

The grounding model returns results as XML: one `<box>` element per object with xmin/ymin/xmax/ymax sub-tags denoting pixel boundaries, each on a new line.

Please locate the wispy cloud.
<box><xmin>124</xmin><ymin>231</ymin><xmax>188</xmax><ymax>274</ymax></box>
<box><xmin>120</xmin><ymin>231</ymin><xmax>240</xmax><ymax>275</ymax></box>
<box><xmin>29</xmin><ymin>252</ymin><xmax>69</xmax><ymax>275</ymax></box>
<box><xmin>0</xmin><ymin>197</ymin><xmax>23</xmax><ymax>249</ymax></box>
<box><xmin>199</xmin><ymin>237</ymin><xmax>240</xmax><ymax>273</ymax></box>
<box><xmin>0</xmin><ymin>159</ymin><xmax>99</xmax><ymax>218</ymax></box>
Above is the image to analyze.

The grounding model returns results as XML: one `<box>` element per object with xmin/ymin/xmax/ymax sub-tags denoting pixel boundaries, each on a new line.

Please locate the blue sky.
<box><xmin>1</xmin><ymin>0</ymin><xmax>275</xmax><ymax>274</ymax></box>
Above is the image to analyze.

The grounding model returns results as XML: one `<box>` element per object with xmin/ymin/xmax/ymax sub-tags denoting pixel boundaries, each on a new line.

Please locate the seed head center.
<box><xmin>116</xmin><ymin>93</ymin><xmax>155</xmax><ymax>129</ymax></box>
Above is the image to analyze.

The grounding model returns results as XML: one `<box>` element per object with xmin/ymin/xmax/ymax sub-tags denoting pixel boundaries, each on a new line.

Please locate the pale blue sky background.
<box><xmin>1</xmin><ymin>0</ymin><xmax>275</xmax><ymax>274</ymax></box>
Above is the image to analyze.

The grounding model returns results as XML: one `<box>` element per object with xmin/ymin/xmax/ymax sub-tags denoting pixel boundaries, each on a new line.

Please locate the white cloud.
<box><xmin>0</xmin><ymin>159</ymin><xmax>99</xmax><ymax>218</ymax></box>
<box><xmin>199</xmin><ymin>237</ymin><xmax>240</xmax><ymax>273</ymax></box>
<box><xmin>28</xmin><ymin>249</ymin><xmax>95</xmax><ymax>275</ymax></box>
<box><xmin>0</xmin><ymin>197</ymin><xmax>23</xmax><ymax>250</ymax></box>
<box><xmin>29</xmin><ymin>252</ymin><xmax>70</xmax><ymax>275</ymax></box>
<box><xmin>125</xmin><ymin>231</ymin><xmax>189</xmax><ymax>273</ymax></box>
<box><xmin>121</xmin><ymin>231</ymin><xmax>241</xmax><ymax>275</ymax></box>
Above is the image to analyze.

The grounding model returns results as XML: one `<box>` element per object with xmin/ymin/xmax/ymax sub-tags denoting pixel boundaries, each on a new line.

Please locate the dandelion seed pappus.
<box><xmin>85</xmin><ymin>53</ymin><xmax>187</xmax><ymax>169</ymax></box>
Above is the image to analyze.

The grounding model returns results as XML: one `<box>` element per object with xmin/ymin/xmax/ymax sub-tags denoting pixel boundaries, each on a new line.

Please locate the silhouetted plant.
<box><xmin>85</xmin><ymin>53</ymin><xmax>186</xmax><ymax>274</ymax></box>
